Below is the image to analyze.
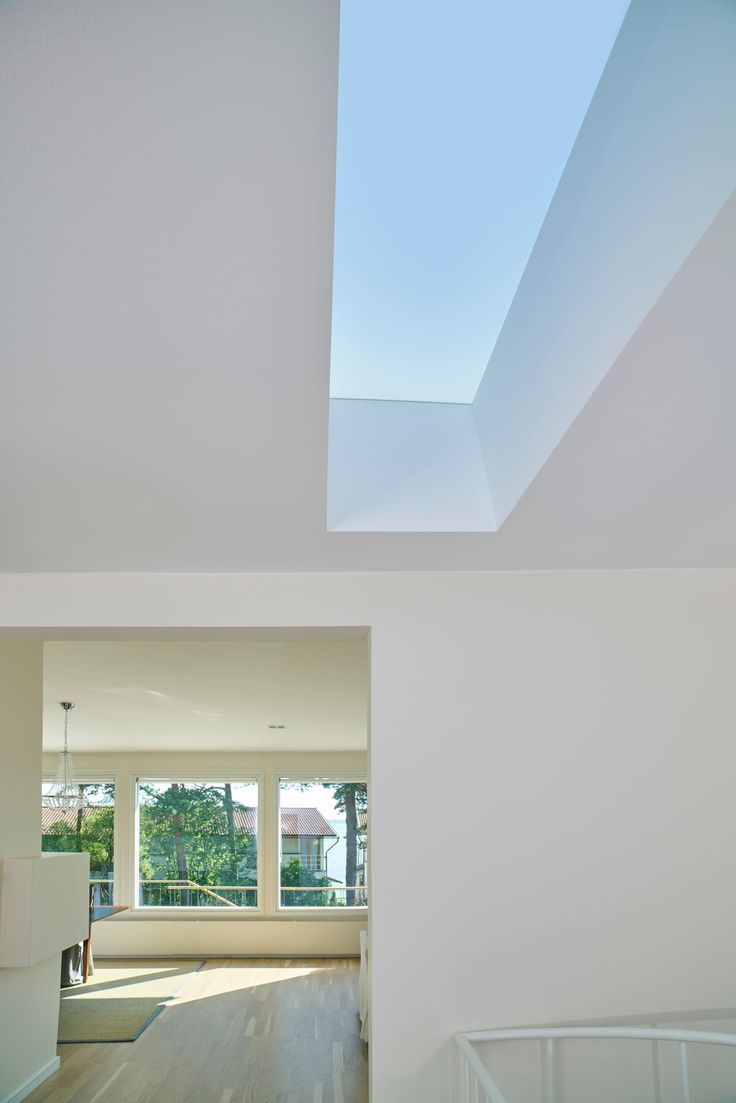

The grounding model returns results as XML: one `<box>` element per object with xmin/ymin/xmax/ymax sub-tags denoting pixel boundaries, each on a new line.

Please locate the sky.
<box><xmin>329</xmin><ymin>0</ymin><xmax>630</xmax><ymax>404</ymax></box>
<box><xmin>279</xmin><ymin>780</ymin><xmax>352</xmax><ymax>821</ymax></box>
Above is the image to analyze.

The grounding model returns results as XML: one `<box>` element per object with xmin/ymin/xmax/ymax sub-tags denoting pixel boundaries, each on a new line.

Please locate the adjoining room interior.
<box><xmin>35</xmin><ymin>632</ymin><xmax>369</xmax><ymax>1101</ymax></box>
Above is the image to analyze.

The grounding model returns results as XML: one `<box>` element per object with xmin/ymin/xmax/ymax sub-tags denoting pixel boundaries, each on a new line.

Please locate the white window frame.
<box><xmin>41</xmin><ymin>772</ymin><xmax>120</xmax><ymax>905</ymax></box>
<box><xmin>276</xmin><ymin>773</ymin><xmax>368</xmax><ymax>915</ymax></box>
<box><xmin>132</xmin><ymin>774</ymin><xmax>265</xmax><ymax>917</ymax></box>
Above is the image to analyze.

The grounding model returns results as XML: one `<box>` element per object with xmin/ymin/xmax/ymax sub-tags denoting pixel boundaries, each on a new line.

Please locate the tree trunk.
<box><xmin>106</xmin><ymin>823</ymin><xmax>115</xmax><ymax>903</ymax></box>
<box><xmin>223</xmin><ymin>782</ymin><xmax>238</xmax><ymax>886</ymax></box>
<box><xmin>75</xmin><ymin>807</ymin><xmax>83</xmax><ymax>851</ymax></box>
<box><xmin>170</xmin><ymin>784</ymin><xmax>190</xmax><ymax>905</ymax></box>
<box><xmin>75</xmin><ymin>785</ymin><xmax>86</xmax><ymax>852</ymax></box>
<box><xmin>345</xmin><ymin>786</ymin><xmax>358</xmax><ymax>907</ymax></box>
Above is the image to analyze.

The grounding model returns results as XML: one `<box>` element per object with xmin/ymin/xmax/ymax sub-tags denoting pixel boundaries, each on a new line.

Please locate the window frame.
<box><xmin>132</xmin><ymin>773</ymin><xmax>265</xmax><ymax>916</ymax></box>
<box><xmin>276</xmin><ymin>772</ymin><xmax>368</xmax><ymax>915</ymax></box>
<box><xmin>41</xmin><ymin>772</ymin><xmax>120</xmax><ymax>904</ymax></box>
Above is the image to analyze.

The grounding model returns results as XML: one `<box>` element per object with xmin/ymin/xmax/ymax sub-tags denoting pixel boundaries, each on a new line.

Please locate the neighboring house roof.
<box><xmin>42</xmin><ymin>806</ymin><xmax>113</xmax><ymax>831</ymax></box>
<box><xmin>277</xmin><ymin>808</ymin><xmax>336</xmax><ymax>838</ymax></box>
<box><xmin>180</xmin><ymin>807</ymin><xmax>336</xmax><ymax>837</ymax></box>
<box><xmin>42</xmin><ymin>804</ymin><xmax>336</xmax><ymax>838</ymax></box>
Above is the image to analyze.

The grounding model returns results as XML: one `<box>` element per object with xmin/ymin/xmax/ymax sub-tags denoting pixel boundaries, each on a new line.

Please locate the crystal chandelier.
<box><xmin>46</xmin><ymin>702</ymin><xmax>86</xmax><ymax>811</ymax></box>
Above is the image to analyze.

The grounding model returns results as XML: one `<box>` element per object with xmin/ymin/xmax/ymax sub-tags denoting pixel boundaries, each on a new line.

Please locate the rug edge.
<box><xmin>57</xmin><ymin>960</ymin><xmax>206</xmax><ymax>1045</ymax></box>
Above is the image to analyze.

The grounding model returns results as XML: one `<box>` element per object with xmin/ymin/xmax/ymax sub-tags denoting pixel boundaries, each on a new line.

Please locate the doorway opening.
<box><xmin>37</xmin><ymin>626</ymin><xmax>371</xmax><ymax>1103</ymax></box>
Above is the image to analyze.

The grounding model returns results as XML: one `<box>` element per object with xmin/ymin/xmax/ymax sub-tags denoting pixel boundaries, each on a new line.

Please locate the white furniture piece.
<box><xmin>358</xmin><ymin>928</ymin><xmax>369</xmax><ymax>1042</ymax></box>
<box><xmin>0</xmin><ymin>852</ymin><xmax>89</xmax><ymax>967</ymax></box>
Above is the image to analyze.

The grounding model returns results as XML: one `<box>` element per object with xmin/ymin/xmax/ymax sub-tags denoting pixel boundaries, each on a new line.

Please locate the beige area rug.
<box><xmin>58</xmin><ymin>959</ymin><xmax>204</xmax><ymax>1043</ymax></box>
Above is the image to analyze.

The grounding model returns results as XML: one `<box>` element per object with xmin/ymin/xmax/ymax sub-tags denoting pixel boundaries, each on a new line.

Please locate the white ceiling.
<box><xmin>1</xmin><ymin>0</ymin><xmax>734</xmax><ymax>572</ymax></box>
<box><xmin>43</xmin><ymin>640</ymin><xmax>368</xmax><ymax>752</ymax></box>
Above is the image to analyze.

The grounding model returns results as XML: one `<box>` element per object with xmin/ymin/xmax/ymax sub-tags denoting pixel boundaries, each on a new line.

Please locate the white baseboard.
<box><xmin>2</xmin><ymin>1056</ymin><xmax>60</xmax><ymax>1103</ymax></box>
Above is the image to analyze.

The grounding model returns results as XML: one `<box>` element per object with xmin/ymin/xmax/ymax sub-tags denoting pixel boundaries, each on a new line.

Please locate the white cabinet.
<box><xmin>0</xmin><ymin>852</ymin><xmax>89</xmax><ymax>968</ymax></box>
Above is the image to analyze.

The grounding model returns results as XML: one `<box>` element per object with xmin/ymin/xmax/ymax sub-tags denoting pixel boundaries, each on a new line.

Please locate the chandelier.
<box><xmin>46</xmin><ymin>702</ymin><xmax>86</xmax><ymax>811</ymax></box>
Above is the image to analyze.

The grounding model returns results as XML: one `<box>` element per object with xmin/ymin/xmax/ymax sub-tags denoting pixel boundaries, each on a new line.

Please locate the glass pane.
<box><xmin>137</xmin><ymin>780</ymin><xmax>258</xmax><ymax>908</ymax></box>
<box><xmin>41</xmin><ymin>781</ymin><xmax>115</xmax><ymax>905</ymax></box>
<box><xmin>279</xmin><ymin>779</ymin><xmax>368</xmax><ymax>908</ymax></box>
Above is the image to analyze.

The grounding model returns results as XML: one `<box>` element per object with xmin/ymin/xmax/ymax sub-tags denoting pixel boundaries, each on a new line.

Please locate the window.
<box><xmin>279</xmin><ymin>779</ymin><xmax>367</xmax><ymax>908</ymax></box>
<box><xmin>41</xmin><ymin>781</ymin><xmax>116</xmax><ymax>905</ymax></box>
<box><xmin>137</xmin><ymin>779</ymin><xmax>259</xmax><ymax>908</ymax></box>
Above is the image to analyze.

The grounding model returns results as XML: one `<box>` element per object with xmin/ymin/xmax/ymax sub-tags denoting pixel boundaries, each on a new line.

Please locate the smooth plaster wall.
<box><xmin>0</xmin><ymin>643</ymin><xmax>60</xmax><ymax>1103</ymax></box>
<box><xmin>2</xmin><ymin>570</ymin><xmax>736</xmax><ymax>1103</ymax></box>
<box><xmin>40</xmin><ymin>751</ymin><xmax>367</xmax><ymax>958</ymax></box>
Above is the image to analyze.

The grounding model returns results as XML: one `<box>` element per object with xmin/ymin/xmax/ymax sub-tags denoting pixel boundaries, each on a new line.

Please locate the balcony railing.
<box><xmin>90</xmin><ymin>878</ymin><xmax>114</xmax><ymax>906</ymax></box>
<box><xmin>280</xmin><ymin>884</ymin><xmax>368</xmax><ymax>907</ymax></box>
<box><xmin>139</xmin><ymin>879</ymin><xmax>257</xmax><ymax>907</ymax></box>
<box><xmin>280</xmin><ymin>855</ymin><xmax>326</xmax><ymax>871</ymax></box>
<box><xmin>456</xmin><ymin>1025</ymin><xmax>736</xmax><ymax>1103</ymax></box>
<box><xmin>128</xmin><ymin>878</ymin><xmax>367</xmax><ymax>908</ymax></box>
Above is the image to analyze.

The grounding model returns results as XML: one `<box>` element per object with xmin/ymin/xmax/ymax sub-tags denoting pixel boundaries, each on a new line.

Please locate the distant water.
<box><xmin>325</xmin><ymin>818</ymin><xmax>347</xmax><ymax>885</ymax></box>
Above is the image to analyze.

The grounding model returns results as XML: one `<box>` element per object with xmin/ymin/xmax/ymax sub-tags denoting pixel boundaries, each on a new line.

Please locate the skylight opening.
<box><xmin>329</xmin><ymin>0</ymin><xmax>630</xmax><ymax>405</ymax></box>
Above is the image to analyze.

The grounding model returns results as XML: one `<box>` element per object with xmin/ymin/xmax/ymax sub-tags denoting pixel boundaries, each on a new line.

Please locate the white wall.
<box><xmin>2</xmin><ymin>570</ymin><xmax>736</xmax><ymax>1103</ymax></box>
<box><xmin>40</xmin><ymin>750</ymin><xmax>367</xmax><ymax>958</ymax></box>
<box><xmin>0</xmin><ymin>643</ymin><xmax>60</xmax><ymax>1103</ymax></box>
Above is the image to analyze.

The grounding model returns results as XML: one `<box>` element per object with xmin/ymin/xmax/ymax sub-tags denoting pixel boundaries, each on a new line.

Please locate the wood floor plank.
<box><xmin>26</xmin><ymin>958</ymin><xmax>367</xmax><ymax>1103</ymax></box>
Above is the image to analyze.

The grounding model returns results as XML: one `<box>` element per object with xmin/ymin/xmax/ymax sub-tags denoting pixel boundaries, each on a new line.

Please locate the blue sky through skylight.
<box><xmin>329</xmin><ymin>0</ymin><xmax>630</xmax><ymax>404</ymax></box>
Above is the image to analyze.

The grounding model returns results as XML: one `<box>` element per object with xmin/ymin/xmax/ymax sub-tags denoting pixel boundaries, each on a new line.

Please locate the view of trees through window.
<box><xmin>41</xmin><ymin>777</ymin><xmax>367</xmax><ymax>911</ymax></box>
<box><xmin>41</xmin><ymin>781</ymin><xmax>115</xmax><ymax>905</ymax></box>
<box><xmin>137</xmin><ymin>779</ymin><xmax>259</xmax><ymax>908</ymax></box>
<box><xmin>279</xmin><ymin>779</ymin><xmax>368</xmax><ymax>908</ymax></box>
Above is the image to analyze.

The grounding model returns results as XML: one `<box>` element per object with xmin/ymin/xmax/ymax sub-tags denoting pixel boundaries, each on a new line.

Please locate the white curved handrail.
<box><xmin>456</xmin><ymin>1024</ymin><xmax>736</xmax><ymax>1103</ymax></box>
<box><xmin>463</xmin><ymin>1025</ymin><xmax>736</xmax><ymax>1046</ymax></box>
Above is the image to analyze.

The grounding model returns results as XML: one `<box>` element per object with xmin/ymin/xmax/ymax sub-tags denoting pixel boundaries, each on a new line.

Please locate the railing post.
<box><xmin>545</xmin><ymin>1038</ymin><xmax>556</xmax><ymax>1103</ymax></box>
<box><xmin>680</xmin><ymin>1042</ymin><xmax>691</xmax><ymax>1103</ymax></box>
<box><xmin>460</xmin><ymin>1025</ymin><xmax>736</xmax><ymax>1103</ymax></box>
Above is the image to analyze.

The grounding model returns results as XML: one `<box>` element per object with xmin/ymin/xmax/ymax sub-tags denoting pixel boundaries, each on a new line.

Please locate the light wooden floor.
<box><xmin>27</xmin><ymin>958</ymin><xmax>368</xmax><ymax>1103</ymax></box>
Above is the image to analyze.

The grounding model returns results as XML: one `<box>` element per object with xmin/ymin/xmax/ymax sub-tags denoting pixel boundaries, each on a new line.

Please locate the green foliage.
<box><xmin>42</xmin><ymin>783</ymin><xmax>115</xmax><ymax>879</ymax></box>
<box><xmin>138</xmin><ymin>782</ymin><xmax>257</xmax><ymax>906</ymax></box>
<box><xmin>280</xmin><ymin>781</ymin><xmax>368</xmax><ymax>907</ymax></box>
<box><xmin>328</xmin><ymin>782</ymin><xmax>367</xmax><ymax>816</ymax></box>
<box><xmin>280</xmin><ymin>857</ymin><xmax>331</xmax><ymax>907</ymax></box>
<box><xmin>325</xmin><ymin>783</ymin><xmax>367</xmax><ymax>906</ymax></box>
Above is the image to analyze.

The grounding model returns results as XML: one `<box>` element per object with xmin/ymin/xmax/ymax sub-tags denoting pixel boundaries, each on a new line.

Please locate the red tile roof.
<box><xmin>231</xmin><ymin>807</ymin><xmax>336</xmax><ymax>837</ymax></box>
<box><xmin>41</xmin><ymin>806</ymin><xmax>112</xmax><ymax>831</ymax></box>
<box><xmin>42</xmin><ymin>804</ymin><xmax>335</xmax><ymax>837</ymax></box>
<box><xmin>278</xmin><ymin>808</ymin><xmax>336</xmax><ymax>838</ymax></box>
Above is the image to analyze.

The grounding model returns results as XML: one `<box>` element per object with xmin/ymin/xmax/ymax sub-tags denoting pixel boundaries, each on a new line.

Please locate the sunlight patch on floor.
<box><xmin>172</xmin><ymin>963</ymin><xmax>325</xmax><ymax>1004</ymax></box>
